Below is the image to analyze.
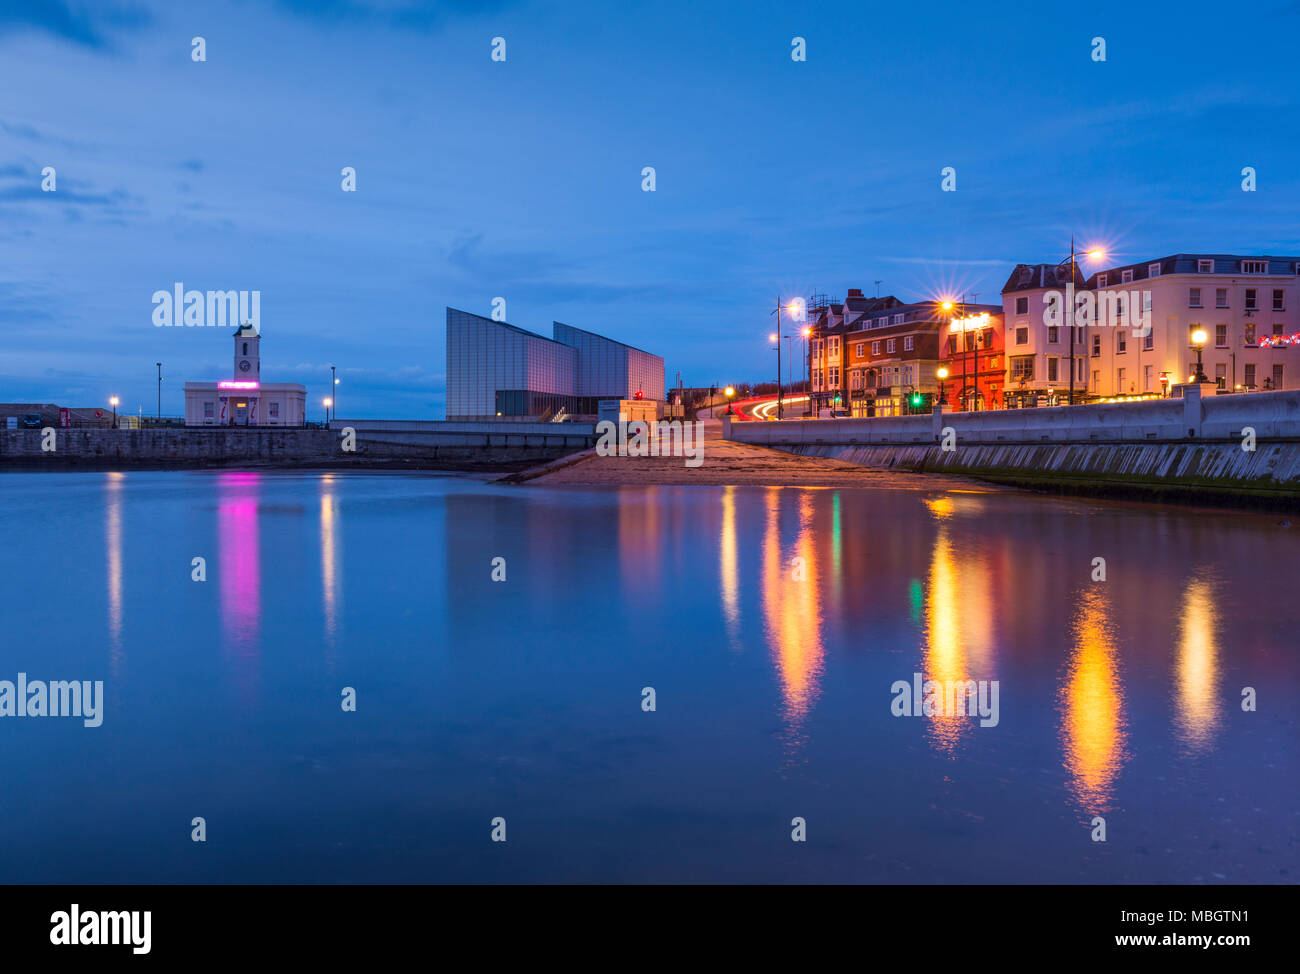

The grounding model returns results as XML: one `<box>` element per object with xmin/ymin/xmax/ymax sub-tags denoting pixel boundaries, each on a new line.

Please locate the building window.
<box><xmin>1215</xmin><ymin>363</ymin><xmax>1226</xmax><ymax>389</ymax></box>
<box><xmin>1011</xmin><ymin>356</ymin><xmax>1034</xmax><ymax>381</ymax></box>
<box><xmin>1189</xmin><ymin>287</ymin><xmax>1202</xmax><ymax>308</ymax></box>
<box><xmin>1092</xmin><ymin>370</ymin><xmax>1101</xmax><ymax>391</ymax></box>
<box><xmin>1242</xmin><ymin>259</ymin><xmax>1267</xmax><ymax>274</ymax></box>
<box><xmin>1092</xmin><ymin>334</ymin><xmax>1101</xmax><ymax>357</ymax></box>
<box><xmin>1215</xmin><ymin>324</ymin><xmax>1228</xmax><ymax>347</ymax></box>
<box><xmin>269</xmin><ymin>402</ymin><xmax>279</xmax><ymax>418</ymax></box>
<box><xmin>1121</xmin><ymin>269</ymin><xmax>1134</xmax><ymax>284</ymax></box>
<box><xmin>1016</xmin><ymin>296</ymin><xmax>1028</xmax><ymax>315</ymax></box>
<box><xmin>893</xmin><ymin>314</ymin><xmax>904</xmax><ymax>325</ymax></box>
<box><xmin>1078</xmin><ymin>359</ymin><xmax>1087</xmax><ymax>381</ymax></box>
<box><xmin>854</xmin><ymin>342</ymin><xmax>865</xmax><ymax>357</ymax></box>
<box><xmin>1274</xmin><ymin>289</ymin><xmax>1285</xmax><ymax>311</ymax></box>
<box><xmin>1097</xmin><ymin>273</ymin><xmax>1108</xmax><ymax>287</ymax></box>
<box><xmin>1047</xmin><ymin>326</ymin><xmax>1059</xmax><ymax>344</ymax></box>
<box><xmin>1143</xmin><ymin>329</ymin><xmax>1153</xmax><ymax>350</ymax></box>
<box><xmin>1273</xmin><ymin>364</ymin><xmax>1284</xmax><ymax>388</ymax></box>
<box><xmin>1198</xmin><ymin>259</ymin><xmax>1214</xmax><ymax>273</ymax></box>
<box><xmin>1142</xmin><ymin>291</ymin><xmax>1152</xmax><ymax>313</ymax></box>
<box><xmin>1275</xmin><ymin>323</ymin><xmax>1285</xmax><ymax>336</ymax></box>
<box><xmin>1244</xmin><ymin>363</ymin><xmax>1256</xmax><ymax>388</ymax></box>
<box><xmin>829</xmin><ymin>367</ymin><xmax>840</xmax><ymax>386</ymax></box>
<box><xmin>903</xmin><ymin>335</ymin><xmax>914</xmax><ymax>351</ymax></box>
<box><xmin>1117</xmin><ymin>332</ymin><xmax>1127</xmax><ymax>353</ymax></box>
<box><xmin>1245</xmin><ymin>288</ymin><xmax>1257</xmax><ymax>310</ymax></box>
<box><xmin>829</xmin><ymin>337</ymin><xmax>840</xmax><ymax>355</ymax></box>
<box><xmin>1245</xmin><ymin>322</ymin><xmax>1256</xmax><ymax>344</ymax></box>
<box><xmin>1047</xmin><ymin>357</ymin><xmax>1058</xmax><ymax>382</ymax></box>
<box><xmin>1015</xmin><ymin>327</ymin><xmax>1028</xmax><ymax>345</ymax></box>
<box><xmin>1216</xmin><ymin>288</ymin><xmax>1228</xmax><ymax>308</ymax></box>
<box><xmin>1117</xmin><ymin>367</ymin><xmax>1126</xmax><ymax>391</ymax></box>
<box><xmin>871</xmin><ymin>341</ymin><xmax>880</xmax><ymax>355</ymax></box>
<box><xmin>1143</xmin><ymin>364</ymin><xmax>1153</xmax><ymax>391</ymax></box>
<box><xmin>946</xmin><ymin>337</ymin><xmax>955</xmax><ymax>355</ymax></box>
<box><xmin>1149</xmin><ymin>263</ymin><xmax>1162</xmax><ymax>277</ymax></box>
<box><xmin>886</xmin><ymin>339</ymin><xmax>896</xmax><ymax>353</ymax></box>
<box><xmin>203</xmin><ymin>401</ymin><xmax>214</xmax><ymax>418</ymax></box>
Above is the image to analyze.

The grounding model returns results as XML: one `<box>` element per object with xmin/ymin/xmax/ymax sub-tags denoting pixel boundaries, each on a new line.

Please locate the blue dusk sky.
<box><xmin>2</xmin><ymin>0</ymin><xmax>1298</xmax><ymax>417</ymax></box>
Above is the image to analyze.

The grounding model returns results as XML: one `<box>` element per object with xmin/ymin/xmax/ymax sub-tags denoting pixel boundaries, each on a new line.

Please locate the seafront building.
<box><xmin>1081</xmin><ymin>254</ymin><xmax>1300</xmax><ymax>396</ymax></box>
<box><xmin>445</xmin><ymin>308</ymin><xmax>664</xmax><ymax>420</ymax></box>
<box><xmin>183</xmin><ymin>324</ymin><xmax>306</xmax><ymax>426</ymax></box>
<box><xmin>808</xmin><ymin>251</ymin><xmax>1300</xmax><ymax>414</ymax></box>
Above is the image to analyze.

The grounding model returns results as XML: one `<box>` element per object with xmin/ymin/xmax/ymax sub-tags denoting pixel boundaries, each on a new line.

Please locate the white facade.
<box><xmin>183</xmin><ymin>324</ymin><xmax>306</xmax><ymax>426</ymax></box>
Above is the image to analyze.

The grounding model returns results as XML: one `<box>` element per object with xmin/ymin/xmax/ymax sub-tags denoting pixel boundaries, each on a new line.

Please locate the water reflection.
<box><xmin>320</xmin><ymin>475</ymin><xmax>342</xmax><ymax>647</ymax></box>
<box><xmin>760</xmin><ymin>490</ymin><xmax>825</xmax><ymax>754</ymax></box>
<box><xmin>218</xmin><ymin>473</ymin><xmax>262</xmax><ymax>676</ymax></box>
<box><xmin>1174</xmin><ymin>576</ymin><xmax>1221</xmax><ymax>755</ymax></box>
<box><xmin>719</xmin><ymin>486</ymin><xmax>741</xmax><ymax>649</ymax></box>
<box><xmin>1060</xmin><ymin>589</ymin><xmax>1127</xmax><ymax>813</ymax></box>
<box><xmin>105</xmin><ymin>472</ymin><xmax>124</xmax><ymax>673</ymax></box>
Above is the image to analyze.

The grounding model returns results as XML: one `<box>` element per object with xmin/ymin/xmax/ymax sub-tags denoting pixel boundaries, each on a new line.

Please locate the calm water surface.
<box><xmin>0</xmin><ymin>470</ymin><xmax>1296</xmax><ymax>883</ymax></box>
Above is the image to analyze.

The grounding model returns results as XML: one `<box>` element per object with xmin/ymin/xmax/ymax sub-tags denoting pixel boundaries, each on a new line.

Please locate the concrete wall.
<box><xmin>0</xmin><ymin>423</ymin><xmax>596</xmax><ymax>469</ymax></box>
<box><xmin>726</xmin><ymin>387</ymin><xmax>1300</xmax><ymax>500</ymax></box>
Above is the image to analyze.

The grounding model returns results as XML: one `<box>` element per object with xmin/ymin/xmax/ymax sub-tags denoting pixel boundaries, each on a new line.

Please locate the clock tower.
<box><xmin>233</xmin><ymin>322</ymin><xmax>260</xmax><ymax>380</ymax></box>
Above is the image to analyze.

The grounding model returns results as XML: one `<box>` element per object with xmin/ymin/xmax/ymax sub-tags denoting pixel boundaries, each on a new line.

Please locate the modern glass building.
<box><xmin>446</xmin><ymin>308</ymin><xmax>664</xmax><ymax>419</ymax></box>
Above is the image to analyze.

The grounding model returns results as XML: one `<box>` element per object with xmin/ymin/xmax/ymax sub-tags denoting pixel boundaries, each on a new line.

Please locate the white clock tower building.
<box><xmin>183</xmin><ymin>323</ymin><xmax>307</xmax><ymax>427</ymax></box>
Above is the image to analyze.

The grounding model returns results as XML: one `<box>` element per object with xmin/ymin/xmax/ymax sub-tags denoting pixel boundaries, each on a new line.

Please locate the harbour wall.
<box><xmin>0</xmin><ymin>421</ymin><xmax>598</xmax><ymax>470</ymax></box>
<box><xmin>725</xmin><ymin>387</ymin><xmax>1300</xmax><ymax>505</ymax></box>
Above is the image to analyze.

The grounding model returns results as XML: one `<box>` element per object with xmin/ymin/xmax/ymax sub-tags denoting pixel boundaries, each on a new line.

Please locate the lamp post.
<box><xmin>725</xmin><ymin>385</ymin><xmax>735</xmax><ymax>415</ymax></box>
<box><xmin>109</xmin><ymin>395</ymin><xmax>119</xmax><ymax>429</ymax></box>
<box><xmin>936</xmin><ymin>366</ymin><xmax>949</xmax><ymax>406</ymax></box>
<box><xmin>1191</xmin><ymin>329</ymin><xmax>1209</xmax><ymax>383</ymax></box>
<box><xmin>324</xmin><ymin>397</ymin><xmax>332</xmax><ymax>428</ymax></box>
<box><xmin>156</xmin><ymin>362</ymin><xmax>162</xmax><ymax>420</ymax></box>
<box><xmin>1059</xmin><ymin>239</ymin><xmax>1106</xmax><ymax>405</ymax></box>
<box><xmin>768</xmin><ymin>332</ymin><xmax>780</xmax><ymax>417</ymax></box>
<box><xmin>331</xmin><ymin>365</ymin><xmax>338</xmax><ymax>419</ymax></box>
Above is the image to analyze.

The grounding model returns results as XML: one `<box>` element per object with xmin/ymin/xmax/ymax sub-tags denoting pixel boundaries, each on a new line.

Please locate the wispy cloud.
<box><xmin>0</xmin><ymin>0</ymin><xmax>150</xmax><ymax>50</ymax></box>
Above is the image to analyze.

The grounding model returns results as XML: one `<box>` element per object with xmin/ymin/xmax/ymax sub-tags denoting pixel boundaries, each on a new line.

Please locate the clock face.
<box><xmin>239</xmin><ymin>360</ymin><xmax>251</xmax><ymax>372</ymax></box>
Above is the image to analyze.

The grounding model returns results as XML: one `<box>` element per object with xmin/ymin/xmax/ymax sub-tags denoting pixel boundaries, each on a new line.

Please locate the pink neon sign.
<box><xmin>218</xmin><ymin>380</ymin><xmax>260</xmax><ymax>390</ymax></box>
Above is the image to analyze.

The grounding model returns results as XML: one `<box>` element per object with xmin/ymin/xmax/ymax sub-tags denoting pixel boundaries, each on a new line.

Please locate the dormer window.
<box><xmin>1198</xmin><ymin>259</ymin><xmax>1214</xmax><ymax>273</ymax></box>
<box><xmin>1019</xmin><ymin>267</ymin><xmax>1033</xmax><ymax>284</ymax></box>
<box><xmin>1241</xmin><ymin>259</ymin><xmax>1268</xmax><ymax>274</ymax></box>
<box><xmin>1121</xmin><ymin>269</ymin><xmax>1134</xmax><ymax>284</ymax></box>
<box><xmin>1097</xmin><ymin>273</ymin><xmax>1108</xmax><ymax>287</ymax></box>
<box><xmin>1149</xmin><ymin>263</ymin><xmax>1162</xmax><ymax>277</ymax></box>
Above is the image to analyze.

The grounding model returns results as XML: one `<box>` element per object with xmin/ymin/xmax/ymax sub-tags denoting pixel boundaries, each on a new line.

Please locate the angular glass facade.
<box><xmin>446</xmin><ymin>308</ymin><xmax>664</xmax><ymax>419</ymax></box>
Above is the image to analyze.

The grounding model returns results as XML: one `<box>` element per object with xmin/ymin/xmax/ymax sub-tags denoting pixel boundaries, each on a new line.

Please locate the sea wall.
<box><xmin>725</xmin><ymin>387</ymin><xmax>1300</xmax><ymax>504</ymax></box>
<box><xmin>0</xmin><ymin>422</ymin><xmax>597</xmax><ymax>470</ymax></box>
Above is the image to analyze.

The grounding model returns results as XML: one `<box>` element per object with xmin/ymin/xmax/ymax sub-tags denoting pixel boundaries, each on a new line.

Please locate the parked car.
<box><xmin>20</xmin><ymin>414</ymin><xmax>42</xmax><ymax>428</ymax></box>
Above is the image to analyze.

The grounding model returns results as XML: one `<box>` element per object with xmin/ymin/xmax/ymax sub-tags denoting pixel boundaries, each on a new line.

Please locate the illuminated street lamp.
<box><xmin>1059</xmin><ymin>240</ymin><xmax>1107</xmax><ymax>405</ymax></box>
<box><xmin>323</xmin><ymin>396</ymin><xmax>333</xmax><ymax>428</ymax></box>
<box><xmin>936</xmin><ymin>366</ymin><xmax>949</xmax><ymax>406</ymax></box>
<box><xmin>1190</xmin><ymin>329</ymin><xmax>1209</xmax><ymax>383</ymax></box>
<box><xmin>725</xmin><ymin>385</ymin><xmax>736</xmax><ymax>414</ymax></box>
<box><xmin>109</xmin><ymin>395</ymin><xmax>119</xmax><ymax>429</ymax></box>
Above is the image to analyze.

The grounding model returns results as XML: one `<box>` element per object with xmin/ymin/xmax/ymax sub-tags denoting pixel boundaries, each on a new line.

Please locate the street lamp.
<box><xmin>1190</xmin><ymin>329</ymin><xmax>1209</xmax><ymax>383</ymax></box>
<box><xmin>109</xmin><ymin>395</ymin><xmax>119</xmax><ymax>429</ymax></box>
<box><xmin>1059</xmin><ymin>240</ymin><xmax>1106</xmax><ymax>405</ymax></box>
<box><xmin>725</xmin><ymin>385</ymin><xmax>735</xmax><ymax>414</ymax></box>
<box><xmin>936</xmin><ymin>366</ymin><xmax>949</xmax><ymax>406</ymax></box>
<box><xmin>323</xmin><ymin>397</ymin><xmax>333</xmax><ymax>428</ymax></box>
<box><xmin>331</xmin><ymin>365</ymin><xmax>338</xmax><ymax>418</ymax></box>
<box><xmin>156</xmin><ymin>362</ymin><xmax>162</xmax><ymax>421</ymax></box>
